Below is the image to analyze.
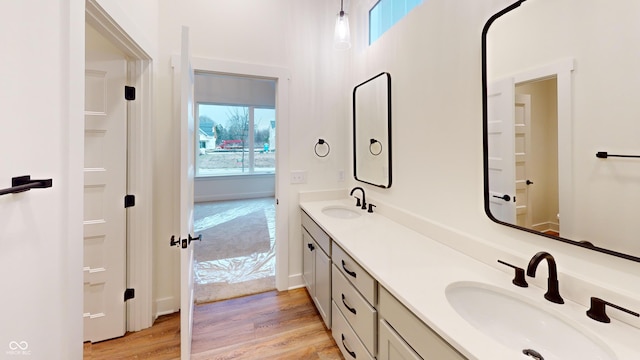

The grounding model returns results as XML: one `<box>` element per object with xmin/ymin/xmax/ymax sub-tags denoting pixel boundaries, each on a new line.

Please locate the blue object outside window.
<box><xmin>369</xmin><ymin>0</ymin><xmax>423</xmax><ymax>44</ymax></box>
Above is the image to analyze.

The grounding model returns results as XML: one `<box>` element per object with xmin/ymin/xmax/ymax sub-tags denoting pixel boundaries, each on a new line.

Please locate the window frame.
<box><xmin>195</xmin><ymin>102</ymin><xmax>276</xmax><ymax>178</ymax></box>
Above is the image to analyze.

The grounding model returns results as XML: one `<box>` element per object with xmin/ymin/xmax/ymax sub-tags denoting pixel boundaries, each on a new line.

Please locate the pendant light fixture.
<box><xmin>334</xmin><ymin>0</ymin><xmax>351</xmax><ymax>50</ymax></box>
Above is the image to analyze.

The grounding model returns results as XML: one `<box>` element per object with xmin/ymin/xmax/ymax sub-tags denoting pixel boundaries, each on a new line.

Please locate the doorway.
<box><xmin>192</xmin><ymin>73</ymin><xmax>277</xmax><ymax>303</ymax></box>
<box><xmin>84</xmin><ymin>0</ymin><xmax>155</xmax><ymax>339</ymax></box>
<box><xmin>515</xmin><ymin>78</ymin><xmax>559</xmax><ymax>235</ymax></box>
<box><xmin>84</xmin><ymin>22</ymin><xmax>128</xmax><ymax>343</ymax></box>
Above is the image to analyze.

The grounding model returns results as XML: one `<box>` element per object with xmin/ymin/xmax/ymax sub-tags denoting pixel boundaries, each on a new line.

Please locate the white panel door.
<box><xmin>179</xmin><ymin>26</ymin><xmax>196</xmax><ymax>360</ymax></box>
<box><xmin>83</xmin><ymin>31</ymin><xmax>127</xmax><ymax>342</ymax></box>
<box><xmin>514</xmin><ymin>94</ymin><xmax>532</xmax><ymax>228</ymax></box>
<box><xmin>487</xmin><ymin>77</ymin><xmax>516</xmax><ymax>223</ymax></box>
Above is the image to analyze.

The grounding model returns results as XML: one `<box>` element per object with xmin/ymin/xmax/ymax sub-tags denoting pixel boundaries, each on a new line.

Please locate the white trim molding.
<box><xmin>172</xmin><ymin>56</ymin><xmax>291</xmax><ymax>292</ymax></box>
<box><xmin>86</xmin><ymin>0</ymin><xmax>155</xmax><ymax>332</ymax></box>
<box><xmin>512</xmin><ymin>58</ymin><xmax>575</xmax><ymax>240</ymax></box>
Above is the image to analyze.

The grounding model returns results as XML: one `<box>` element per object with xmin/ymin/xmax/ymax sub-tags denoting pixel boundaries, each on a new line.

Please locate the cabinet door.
<box><xmin>302</xmin><ymin>229</ymin><xmax>315</xmax><ymax>295</ymax></box>
<box><xmin>379</xmin><ymin>319</ymin><xmax>422</xmax><ymax>360</ymax></box>
<box><xmin>315</xmin><ymin>245</ymin><xmax>332</xmax><ymax>328</ymax></box>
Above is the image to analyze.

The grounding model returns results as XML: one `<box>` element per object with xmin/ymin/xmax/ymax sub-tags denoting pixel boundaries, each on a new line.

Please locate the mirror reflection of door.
<box><xmin>489</xmin><ymin>76</ymin><xmax>560</xmax><ymax>235</ymax></box>
<box><xmin>487</xmin><ymin>77</ymin><xmax>516</xmax><ymax>224</ymax></box>
<box><xmin>515</xmin><ymin>79</ymin><xmax>559</xmax><ymax>236</ymax></box>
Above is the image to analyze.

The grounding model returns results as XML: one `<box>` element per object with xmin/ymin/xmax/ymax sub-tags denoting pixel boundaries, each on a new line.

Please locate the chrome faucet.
<box><xmin>526</xmin><ymin>251</ymin><xmax>564</xmax><ymax>304</ymax></box>
<box><xmin>349</xmin><ymin>187</ymin><xmax>367</xmax><ymax>210</ymax></box>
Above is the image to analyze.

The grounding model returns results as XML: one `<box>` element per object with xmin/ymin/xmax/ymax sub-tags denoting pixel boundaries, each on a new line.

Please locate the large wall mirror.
<box><xmin>353</xmin><ymin>72</ymin><xmax>392</xmax><ymax>188</ymax></box>
<box><xmin>483</xmin><ymin>0</ymin><xmax>640</xmax><ymax>262</ymax></box>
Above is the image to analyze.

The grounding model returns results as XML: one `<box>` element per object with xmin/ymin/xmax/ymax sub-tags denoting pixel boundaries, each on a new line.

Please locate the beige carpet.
<box><xmin>195</xmin><ymin>209</ymin><xmax>270</xmax><ymax>261</ymax></box>
<box><xmin>193</xmin><ymin>198</ymin><xmax>276</xmax><ymax>303</ymax></box>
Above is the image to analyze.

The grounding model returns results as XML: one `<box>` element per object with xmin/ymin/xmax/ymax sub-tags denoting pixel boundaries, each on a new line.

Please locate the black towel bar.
<box><xmin>596</xmin><ymin>151</ymin><xmax>640</xmax><ymax>159</ymax></box>
<box><xmin>0</xmin><ymin>175</ymin><xmax>53</xmax><ymax>196</ymax></box>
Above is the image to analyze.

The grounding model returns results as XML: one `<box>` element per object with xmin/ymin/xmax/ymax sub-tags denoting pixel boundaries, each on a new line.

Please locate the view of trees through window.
<box><xmin>197</xmin><ymin>104</ymin><xmax>276</xmax><ymax>176</ymax></box>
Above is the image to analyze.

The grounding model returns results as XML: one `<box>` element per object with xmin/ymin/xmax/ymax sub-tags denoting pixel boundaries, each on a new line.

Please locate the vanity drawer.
<box><xmin>301</xmin><ymin>210</ymin><xmax>331</xmax><ymax>254</ymax></box>
<box><xmin>332</xmin><ymin>301</ymin><xmax>375</xmax><ymax>360</ymax></box>
<box><xmin>332</xmin><ymin>264</ymin><xmax>377</xmax><ymax>355</ymax></box>
<box><xmin>332</xmin><ymin>242</ymin><xmax>377</xmax><ymax>304</ymax></box>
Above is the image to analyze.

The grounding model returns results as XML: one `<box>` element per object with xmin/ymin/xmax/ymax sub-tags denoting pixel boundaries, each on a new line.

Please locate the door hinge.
<box><xmin>124</xmin><ymin>194</ymin><xmax>135</xmax><ymax>208</ymax></box>
<box><xmin>124</xmin><ymin>288</ymin><xmax>135</xmax><ymax>301</ymax></box>
<box><xmin>124</xmin><ymin>86</ymin><xmax>136</xmax><ymax>101</ymax></box>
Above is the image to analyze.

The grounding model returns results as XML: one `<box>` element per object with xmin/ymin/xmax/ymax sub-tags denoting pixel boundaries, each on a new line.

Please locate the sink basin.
<box><xmin>321</xmin><ymin>206</ymin><xmax>362</xmax><ymax>219</ymax></box>
<box><xmin>445</xmin><ymin>282</ymin><xmax>615</xmax><ymax>360</ymax></box>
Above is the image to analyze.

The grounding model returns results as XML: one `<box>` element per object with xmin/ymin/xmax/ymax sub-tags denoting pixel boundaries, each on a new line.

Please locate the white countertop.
<box><xmin>300</xmin><ymin>198</ymin><xmax>639</xmax><ymax>360</ymax></box>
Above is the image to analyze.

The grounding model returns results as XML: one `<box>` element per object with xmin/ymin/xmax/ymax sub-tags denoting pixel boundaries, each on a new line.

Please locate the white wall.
<box><xmin>345</xmin><ymin>0</ymin><xmax>639</xmax><ymax>326</ymax></box>
<box><xmin>0</xmin><ymin>1</ymin><xmax>84</xmax><ymax>358</ymax></box>
<box><xmin>488</xmin><ymin>0</ymin><xmax>640</xmax><ymax>257</ymax></box>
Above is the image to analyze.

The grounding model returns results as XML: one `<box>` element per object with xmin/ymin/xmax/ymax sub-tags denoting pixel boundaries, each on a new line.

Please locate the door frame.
<box><xmin>86</xmin><ymin>0</ymin><xmax>155</xmax><ymax>331</ymax></box>
<box><xmin>511</xmin><ymin>58</ymin><xmax>574</xmax><ymax>238</ymax></box>
<box><xmin>173</xmin><ymin>56</ymin><xmax>291</xmax><ymax>291</ymax></box>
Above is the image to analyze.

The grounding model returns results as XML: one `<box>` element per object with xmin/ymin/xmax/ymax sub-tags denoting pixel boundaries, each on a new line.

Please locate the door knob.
<box><xmin>188</xmin><ymin>234</ymin><xmax>202</xmax><ymax>245</ymax></box>
<box><xmin>492</xmin><ymin>194</ymin><xmax>511</xmax><ymax>202</ymax></box>
<box><xmin>170</xmin><ymin>234</ymin><xmax>202</xmax><ymax>249</ymax></box>
<box><xmin>526</xmin><ymin>179</ymin><xmax>534</xmax><ymax>185</ymax></box>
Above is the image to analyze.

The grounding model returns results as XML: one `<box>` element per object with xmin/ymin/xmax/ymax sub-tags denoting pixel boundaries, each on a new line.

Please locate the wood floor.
<box><xmin>84</xmin><ymin>288</ymin><xmax>343</xmax><ymax>360</ymax></box>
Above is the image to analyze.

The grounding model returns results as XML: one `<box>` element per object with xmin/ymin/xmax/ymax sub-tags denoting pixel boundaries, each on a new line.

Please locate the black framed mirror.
<box><xmin>482</xmin><ymin>0</ymin><xmax>640</xmax><ymax>262</ymax></box>
<box><xmin>353</xmin><ymin>72</ymin><xmax>392</xmax><ymax>188</ymax></box>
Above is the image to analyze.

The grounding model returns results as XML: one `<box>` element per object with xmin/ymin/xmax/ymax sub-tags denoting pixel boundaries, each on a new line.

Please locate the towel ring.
<box><xmin>314</xmin><ymin>139</ymin><xmax>330</xmax><ymax>158</ymax></box>
<box><xmin>369</xmin><ymin>139</ymin><xmax>383</xmax><ymax>156</ymax></box>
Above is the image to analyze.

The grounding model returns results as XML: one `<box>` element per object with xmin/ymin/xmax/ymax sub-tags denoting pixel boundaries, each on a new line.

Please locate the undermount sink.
<box><xmin>445</xmin><ymin>282</ymin><xmax>616</xmax><ymax>360</ymax></box>
<box><xmin>321</xmin><ymin>206</ymin><xmax>362</xmax><ymax>219</ymax></box>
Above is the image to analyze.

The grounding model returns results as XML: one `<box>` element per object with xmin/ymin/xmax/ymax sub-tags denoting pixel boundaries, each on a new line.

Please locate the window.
<box><xmin>197</xmin><ymin>104</ymin><xmax>276</xmax><ymax>176</ymax></box>
<box><xmin>369</xmin><ymin>0</ymin><xmax>422</xmax><ymax>44</ymax></box>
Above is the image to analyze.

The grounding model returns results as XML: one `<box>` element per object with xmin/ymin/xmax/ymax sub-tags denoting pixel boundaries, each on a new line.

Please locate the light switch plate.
<box><xmin>290</xmin><ymin>170</ymin><xmax>307</xmax><ymax>184</ymax></box>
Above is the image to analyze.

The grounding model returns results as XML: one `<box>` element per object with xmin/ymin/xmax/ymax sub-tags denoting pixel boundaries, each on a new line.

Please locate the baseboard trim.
<box><xmin>155</xmin><ymin>297</ymin><xmax>177</xmax><ymax>317</ymax></box>
<box><xmin>531</xmin><ymin>221</ymin><xmax>559</xmax><ymax>233</ymax></box>
<box><xmin>288</xmin><ymin>273</ymin><xmax>304</xmax><ymax>290</ymax></box>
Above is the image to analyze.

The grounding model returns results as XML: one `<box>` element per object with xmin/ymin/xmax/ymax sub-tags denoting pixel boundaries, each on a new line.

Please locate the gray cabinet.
<box><xmin>332</xmin><ymin>242</ymin><xmax>378</xmax><ymax>359</ymax></box>
<box><xmin>378</xmin><ymin>286</ymin><xmax>466</xmax><ymax>360</ymax></box>
<box><xmin>379</xmin><ymin>319</ymin><xmax>421</xmax><ymax>360</ymax></box>
<box><xmin>301</xmin><ymin>212</ymin><xmax>332</xmax><ymax>328</ymax></box>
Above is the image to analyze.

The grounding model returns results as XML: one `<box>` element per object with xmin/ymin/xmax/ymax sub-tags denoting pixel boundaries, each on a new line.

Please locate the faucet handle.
<box><xmin>367</xmin><ymin>203</ymin><xmax>376</xmax><ymax>213</ymax></box>
<box><xmin>354</xmin><ymin>196</ymin><xmax>361</xmax><ymax>207</ymax></box>
<box><xmin>587</xmin><ymin>297</ymin><xmax>639</xmax><ymax>323</ymax></box>
<box><xmin>497</xmin><ymin>260</ymin><xmax>528</xmax><ymax>287</ymax></box>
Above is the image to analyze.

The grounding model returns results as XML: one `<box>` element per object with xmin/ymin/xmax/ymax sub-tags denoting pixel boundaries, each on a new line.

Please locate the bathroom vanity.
<box><xmin>300</xmin><ymin>197</ymin><xmax>639</xmax><ymax>360</ymax></box>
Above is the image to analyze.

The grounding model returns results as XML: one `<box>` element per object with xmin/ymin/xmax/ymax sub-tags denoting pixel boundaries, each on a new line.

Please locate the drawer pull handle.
<box><xmin>342</xmin><ymin>260</ymin><xmax>357</xmax><ymax>278</ymax></box>
<box><xmin>341</xmin><ymin>334</ymin><xmax>357</xmax><ymax>358</ymax></box>
<box><xmin>308</xmin><ymin>243</ymin><xmax>315</xmax><ymax>251</ymax></box>
<box><xmin>341</xmin><ymin>293</ymin><xmax>357</xmax><ymax>315</ymax></box>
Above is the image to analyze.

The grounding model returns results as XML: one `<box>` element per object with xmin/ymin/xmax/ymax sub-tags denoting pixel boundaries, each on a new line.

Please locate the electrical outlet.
<box><xmin>290</xmin><ymin>170</ymin><xmax>307</xmax><ymax>184</ymax></box>
<box><xmin>338</xmin><ymin>170</ymin><xmax>345</xmax><ymax>182</ymax></box>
